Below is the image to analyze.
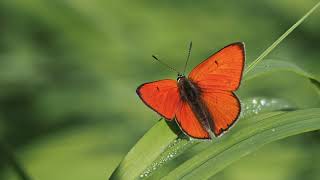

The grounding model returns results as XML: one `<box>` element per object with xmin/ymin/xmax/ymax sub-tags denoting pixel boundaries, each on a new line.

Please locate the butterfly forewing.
<box><xmin>136</xmin><ymin>79</ymin><xmax>181</xmax><ymax>120</ymax></box>
<box><xmin>189</xmin><ymin>42</ymin><xmax>245</xmax><ymax>91</ymax></box>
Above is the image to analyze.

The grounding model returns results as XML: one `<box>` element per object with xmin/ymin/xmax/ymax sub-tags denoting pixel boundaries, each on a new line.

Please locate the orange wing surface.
<box><xmin>175</xmin><ymin>102</ymin><xmax>210</xmax><ymax>139</ymax></box>
<box><xmin>136</xmin><ymin>79</ymin><xmax>181</xmax><ymax>120</ymax></box>
<box><xmin>201</xmin><ymin>90</ymin><xmax>241</xmax><ymax>136</ymax></box>
<box><xmin>189</xmin><ymin>42</ymin><xmax>245</xmax><ymax>91</ymax></box>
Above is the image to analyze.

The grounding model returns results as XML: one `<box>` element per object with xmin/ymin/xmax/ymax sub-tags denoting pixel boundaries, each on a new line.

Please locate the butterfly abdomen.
<box><xmin>177</xmin><ymin>77</ymin><xmax>215</xmax><ymax>135</ymax></box>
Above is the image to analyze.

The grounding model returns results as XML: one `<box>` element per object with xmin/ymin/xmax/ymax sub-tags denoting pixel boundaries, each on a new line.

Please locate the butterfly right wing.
<box><xmin>136</xmin><ymin>79</ymin><xmax>181</xmax><ymax>120</ymax></box>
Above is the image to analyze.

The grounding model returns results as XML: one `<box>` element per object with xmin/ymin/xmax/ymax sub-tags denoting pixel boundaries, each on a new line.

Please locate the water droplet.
<box><xmin>252</xmin><ymin>99</ymin><xmax>257</xmax><ymax>104</ymax></box>
<box><xmin>260</xmin><ymin>99</ymin><xmax>266</xmax><ymax>106</ymax></box>
<box><xmin>272</xmin><ymin>128</ymin><xmax>276</xmax><ymax>132</ymax></box>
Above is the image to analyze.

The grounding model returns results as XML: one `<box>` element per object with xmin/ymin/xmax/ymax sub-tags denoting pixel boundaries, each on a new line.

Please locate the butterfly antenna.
<box><xmin>183</xmin><ymin>41</ymin><xmax>192</xmax><ymax>75</ymax></box>
<box><xmin>152</xmin><ymin>55</ymin><xmax>180</xmax><ymax>74</ymax></box>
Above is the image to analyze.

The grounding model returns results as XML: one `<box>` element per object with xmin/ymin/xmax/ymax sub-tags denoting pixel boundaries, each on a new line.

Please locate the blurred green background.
<box><xmin>0</xmin><ymin>0</ymin><xmax>319</xmax><ymax>179</ymax></box>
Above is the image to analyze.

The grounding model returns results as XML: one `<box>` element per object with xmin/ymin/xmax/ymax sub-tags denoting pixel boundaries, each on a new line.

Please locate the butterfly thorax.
<box><xmin>177</xmin><ymin>76</ymin><xmax>200</xmax><ymax>102</ymax></box>
<box><xmin>177</xmin><ymin>76</ymin><xmax>215</xmax><ymax>135</ymax></box>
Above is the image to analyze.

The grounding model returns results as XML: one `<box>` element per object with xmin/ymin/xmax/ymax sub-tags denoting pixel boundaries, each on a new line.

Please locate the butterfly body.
<box><xmin>177</xmin><ymin>76</ymin><xmax>215</xmax><ymax>136</ymax></box>
<box><xmin>137</xmin><ymin>42</ymin><xmax>245</xmax><ymax>139</ymax></box>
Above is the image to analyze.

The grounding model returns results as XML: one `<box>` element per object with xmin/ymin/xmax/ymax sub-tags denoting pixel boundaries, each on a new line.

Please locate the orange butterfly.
<box><xmin>137</xmin><ymin>42</ymin><xmax>245</xmax><ymax>139</ymax></box>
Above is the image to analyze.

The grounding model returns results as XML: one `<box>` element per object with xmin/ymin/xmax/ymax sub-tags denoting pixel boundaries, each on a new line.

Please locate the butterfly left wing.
<box><xmin>201</xmin><ymin>90</ymin><xmax>241</xmax><ymax>136</ymax></box>
<box><xmin>175</xmin><ymin>101</ymin><xmax>211</xmax><ymax>139</ymax></box>
<box><xmin>136</xmin><ymin>79</ymin><xmax>181</xmax><ymax>120</ymax></box>
<box><xmin>189</xmin><ymin>42</ymin><xmax>245</xmax><ymax>91</ymax></box>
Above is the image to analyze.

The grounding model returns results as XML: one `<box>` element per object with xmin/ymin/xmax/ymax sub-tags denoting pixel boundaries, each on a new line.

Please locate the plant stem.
<box><xmin>244</xmin><ymin>1</ymin><xmax>320</xmax><ymax>75</ymax></box>
<box><xmin>0</xmin><ymin>141</ymin><xmax>32</xmax><ymax>180</ymax></box>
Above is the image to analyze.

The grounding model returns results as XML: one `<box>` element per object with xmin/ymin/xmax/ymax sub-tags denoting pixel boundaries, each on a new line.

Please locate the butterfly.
<box><xmin>136</xmin><ymin>42</ymin><xmax>245</xmax><ymax>139</ymax></box>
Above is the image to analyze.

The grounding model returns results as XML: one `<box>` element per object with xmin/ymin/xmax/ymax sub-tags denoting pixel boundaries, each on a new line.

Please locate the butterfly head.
<box><xmin>177</xmin><ymin>73</ymin><xmax>185</xmax><ymax>81</ymax></box>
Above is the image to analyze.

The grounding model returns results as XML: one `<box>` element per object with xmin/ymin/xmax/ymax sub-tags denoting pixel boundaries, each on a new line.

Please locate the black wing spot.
<box><xmin>214</xmin><ymin>59</ymin><xmax>219</xmax><ymax>66</ymax></box>
<box><xmin>156</xmin><ymin>86</ymin><xmax>160</xmax><ymax>91</ymax></box>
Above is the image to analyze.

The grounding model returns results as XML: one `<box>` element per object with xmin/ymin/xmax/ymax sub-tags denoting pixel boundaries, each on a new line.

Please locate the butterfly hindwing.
<box><xmin>201</xmin><ymin>90</ymin><xmax>241</xmax><ymax>136</ymax></box>
<box><xmin>175</xmin><ymin>101</ymin><xmax>210</xmax><ymax>139</ymax></box>
<box><xmin>136</xmin><ymin>79</ymin><xmax>181</xmax><ymax>120</ymax></box>
<box><xmin>189</xmin><ymin>42</ymin><xmax>245</xmax><ymax>91</ymax></box>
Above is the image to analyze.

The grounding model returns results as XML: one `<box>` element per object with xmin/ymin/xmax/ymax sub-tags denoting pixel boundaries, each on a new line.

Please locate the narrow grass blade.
<box><xmin>243</xmin><ymin>59</ymin><xmax>319</xmax><ymax>82</ymax></box>
<box><xmin>244</xmin><ymin>1</ymin><xmax>320</xmax><ymax>75</ymax></box>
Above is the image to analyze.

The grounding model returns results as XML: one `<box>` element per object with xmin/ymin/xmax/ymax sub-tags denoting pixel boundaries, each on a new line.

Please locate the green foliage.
<box><xmin>0</xmin><ymin>0</ymin><xmax>319</xmax><ymax>180</ymax></box>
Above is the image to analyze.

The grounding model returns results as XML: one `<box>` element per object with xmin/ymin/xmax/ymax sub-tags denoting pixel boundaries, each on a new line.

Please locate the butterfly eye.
<box><xmin>177</xmin><ymin>73</ymin><xmax>184</xmax><ymax>81</ymax></box>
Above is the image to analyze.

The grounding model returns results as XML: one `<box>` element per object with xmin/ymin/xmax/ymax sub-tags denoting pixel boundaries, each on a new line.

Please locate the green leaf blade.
<box><xmin>111</xmin><ymin>97</ymin><xmax>295</xmax><ymax>179</ymax></box>
<box><xmin>110</xmin><ymin>121</ymin><xmax>177</xmax><ymax>179</ymax></box>
<box><xmin>243</xmin><ymin>59</ymin><xmax>319</xmax><ymax>83</ymax></box>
